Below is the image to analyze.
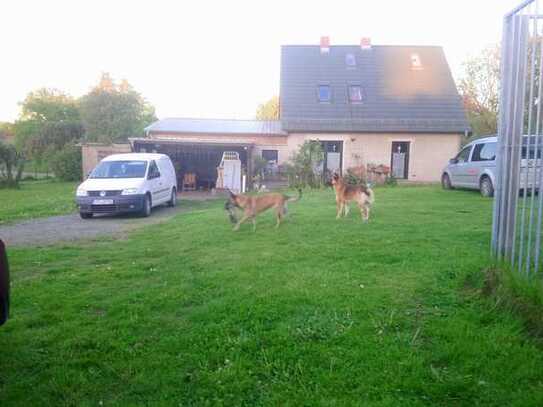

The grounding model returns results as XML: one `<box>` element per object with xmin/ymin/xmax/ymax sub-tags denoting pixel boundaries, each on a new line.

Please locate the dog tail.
<box><xmin>366</xmin><ymin>187</ymin><xmax>375</xmax><ymax>204</ymax></box>
<box><xmin>287</xmin><ymin>188</ymin><xmax>303</xmax><ymax>202</ymax></box>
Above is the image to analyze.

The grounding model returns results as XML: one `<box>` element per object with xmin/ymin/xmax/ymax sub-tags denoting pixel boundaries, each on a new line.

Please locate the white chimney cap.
<box><xmin>360</xmin><ymin>37</ymin><xmax>372</xmax><ymax>50</ymax></box>
<box><xmin>320</xmin><ymin>36</ymin><xmax>330</xmax><ymax>54</ymax></box>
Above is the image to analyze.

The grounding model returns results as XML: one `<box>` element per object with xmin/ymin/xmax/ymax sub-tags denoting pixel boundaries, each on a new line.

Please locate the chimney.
<box><xmin>320</xmin><ymin>36</ymin><xmax>330</xmax><ymax>54</ymax></box>
<box><xmin>360</xmin><ymin>37</ymin><xmax>372</xmax><ymax>50</ymax></box>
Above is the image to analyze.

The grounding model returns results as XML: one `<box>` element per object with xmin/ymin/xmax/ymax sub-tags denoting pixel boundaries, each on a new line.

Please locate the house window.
<box><xmin>345</xmin><ymin>53</ymin><xmax>356</xmax><ymax>67</ymax></box>
<box><xmin>318</xmin><ymin>85</ymin><xmax>331</xmax><ymax>102</ymax></box>
<box><xmin>348</xmin><ymin>85</ymin><xmax>363</xmax><ymax>103</ymax></box>
<box><xmin>411</xmin><ymin>53</ymin><xmax>422</xmax><ymax>69</ymax></box>
<box><xmin>262</xmin><ymin>150</ymin><xmax>278</xmax><ymax>163</ymax></box>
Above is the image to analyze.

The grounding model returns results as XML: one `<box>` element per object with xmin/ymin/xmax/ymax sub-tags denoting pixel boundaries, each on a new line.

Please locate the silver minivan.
<box><xmin>441</xmin><ymin>135</ymin><xmax>541</xmax><ymax>197</ymax></box>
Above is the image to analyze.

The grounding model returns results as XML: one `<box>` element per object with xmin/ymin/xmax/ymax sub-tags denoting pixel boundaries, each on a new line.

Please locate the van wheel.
<box><xmin>80</xmin><ymin>212</ymin><xmax>93</xmax><ymax>219</ymax></box>
<box><xmin>480</xmin><ymin>176</ymin><xmax>494</xmax><ymax>198</ymax></box>
<box><xmin>442</xmin><ymin>173</ymin><xmax>453</xmax><ymax>190</ymax></box>
<box><xmin>167</xmin><ymin>188</ymin><xmax>177</xmax><ymax>207</ymax></box>
<box><xmin>141</xmin><ymin>194</ymin><xmax>152</xmax><ymax>217</ymax></box>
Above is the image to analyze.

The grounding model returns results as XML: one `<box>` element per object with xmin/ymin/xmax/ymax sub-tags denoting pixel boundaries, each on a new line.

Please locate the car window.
<box><xmin>148</xmin><ymin>161</ymin><xmax>160</xmax><ymax>178</ymax></box>
<box><xmin>455</xmin><ymin>146</ymin><xmax>472</xmax><ymax>163</ymax></box>
<box><xmin>472</xmin><ymin>142</ymin><xmax>496</xmax><ymax>162</ymax></box>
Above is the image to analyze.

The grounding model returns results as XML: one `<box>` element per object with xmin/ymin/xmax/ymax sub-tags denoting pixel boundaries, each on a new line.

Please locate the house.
<box><xmin>84</xmin><ymin>37</ymin><xmax>470</xmax><ymax>187</ymax></box>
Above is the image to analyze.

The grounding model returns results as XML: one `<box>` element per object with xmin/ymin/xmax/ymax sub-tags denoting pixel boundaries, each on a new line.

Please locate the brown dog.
<box><xmin>331</xmin><ymin>173</ymin><xmax>374</xmax><ymax>221</ymax></box>
<box><xmin>225</xmin><ymin>189</ymin><xmax>302</xmax><ymax>231</ymax></box>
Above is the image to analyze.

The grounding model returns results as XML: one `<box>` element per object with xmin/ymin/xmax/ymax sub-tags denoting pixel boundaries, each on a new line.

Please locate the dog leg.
<box><xmin>336</xmin><ymin>201</ymin><xmax>343</xmax><ymax>219</ymax></box>
<box><xmin>360</xmin><ymin>204</ymin><xmax>369</xmax><ymax>222</ymax></box>
<box><xmin>233</xmin><ymin>214</ymin><xmax>251</xmax><ymax>231</ymax></box>
<box><xmin>252</xmin><ymin>217</ymin><xmax>257</xmax><ymax>232</ymax></box>
<box><xmin>343</xmin><ymin>203</ymin><xmax>350</xmax><ymax>217</ymax></box>
<box><xmin>364</xmin><ymin>204</ymin><xmax>371</xmax><ymax>222</ymax></box>
<box><xmin>275</xmin><ymin>208</ymin><xmax>282</xmax><ymax>228</ymax></box>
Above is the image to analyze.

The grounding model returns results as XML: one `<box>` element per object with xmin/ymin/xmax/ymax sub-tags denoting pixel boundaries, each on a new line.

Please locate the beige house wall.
<box><xmin>287</xmin><ymin>133</ymin><xmax>462</xmax><ymax>182</ymax></box>
<box><xmin>89</xmin><ymin>132</ymin><xmax>462</xmax><ymax>183</ymax></box>
<box><xmin>81</xmin><ymin>143</ymin><xmax>131</xmax><ymax>178</ymax></box>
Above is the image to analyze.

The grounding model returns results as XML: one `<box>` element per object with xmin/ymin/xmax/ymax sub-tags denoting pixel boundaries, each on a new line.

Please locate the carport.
<box><xmin>129</xmin><ymin>138</ymin><xmax>254</xmax><ymax>191</ymax></box>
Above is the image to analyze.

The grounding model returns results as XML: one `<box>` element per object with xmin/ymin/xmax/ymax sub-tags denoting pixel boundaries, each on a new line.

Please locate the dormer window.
<box><xmin>318</xmin><ymin>85</ymin><xmax>331</xmax><ymax>102</ymax></box>
<box><xmin>411</xmin><ymin>53</ymin><xmax>422</xmax><ymax>69</ymax></box>
<box><xmin>345</xmin><ymin>53</ymin><xmax>356</xmax><ymax>67</ymax></box>
<box><xmin>349</xmin><ymin>85</ymin><xmax>363</xmax><ymax>103</ymax></box>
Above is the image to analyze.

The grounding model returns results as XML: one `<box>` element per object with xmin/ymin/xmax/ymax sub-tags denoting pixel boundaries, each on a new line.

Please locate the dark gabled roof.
<box><xmin>145</xmin><ymin>118</ymin><xmax>285</xmax><ymax>135</ymax></box>
<box><xmin>280</xmin><ymin>45</ymin><xmax>470</xmax><ymax>133</ymax></box>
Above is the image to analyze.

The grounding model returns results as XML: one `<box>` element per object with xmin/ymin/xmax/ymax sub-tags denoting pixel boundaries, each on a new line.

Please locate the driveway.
<box><xmin>0</xmin><ymin>205</ymin><xmax>188</xmax><ymax>247</ymax></box>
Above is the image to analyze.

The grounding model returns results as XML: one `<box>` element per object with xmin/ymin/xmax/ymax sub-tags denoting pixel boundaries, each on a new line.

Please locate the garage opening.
<box><xmin>131</xmin><ymin>139</ymin><xmax>253</xmax><ymax>191</ymax></box>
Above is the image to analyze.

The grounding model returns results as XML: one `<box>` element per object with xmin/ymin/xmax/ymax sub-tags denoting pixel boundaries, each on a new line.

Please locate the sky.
<box><xmin>0</xmin><ymin>0</ymin><xmax>522</xmax><ymax>123</ymax></box>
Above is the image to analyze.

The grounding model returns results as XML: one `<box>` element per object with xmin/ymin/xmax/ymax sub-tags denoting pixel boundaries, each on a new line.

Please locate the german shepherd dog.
<box><xmin>331</xmin><ymin>173</ymin><xmax>375</xmax><ymax>221</ymax></box>
<box><xmin>225</xmin><ymin>189</ymin><xmax>302</xmax><ymax>231</ymax></box>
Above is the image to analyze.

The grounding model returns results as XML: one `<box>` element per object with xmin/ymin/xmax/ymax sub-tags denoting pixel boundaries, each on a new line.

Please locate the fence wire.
<box><xmin>492</xmin><ymin>0</ymin><xmax>543</xmax><ymax>275</ymax></box>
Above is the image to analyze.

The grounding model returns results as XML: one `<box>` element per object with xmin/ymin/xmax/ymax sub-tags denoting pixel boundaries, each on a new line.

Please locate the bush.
<box><xmin>50</xmin><ymin>144</ymin><xmax>82</xmax><ymax>181</ymax></box>
<box><xmin>344</xmin><ymin>167</ymin><xmax>367</xmax><ymax>186</ymax></box>
<box><xmin>384</xmin><ymin>175</ymin><xmax>398</xmax><ymax>186</ymax></box>
<box><xmin>286</xmin><ymin>141</ymin><xmax>324</xmax><ymax>188</ymax></box>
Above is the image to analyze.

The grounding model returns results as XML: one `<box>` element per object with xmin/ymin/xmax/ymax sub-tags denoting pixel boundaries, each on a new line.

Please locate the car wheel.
<box><xmin>167</xmin><ymin>188</ymin><xmax>177</xmax><ymax>207</ymax></box>
<box><xmin>442</xmin><ymin>173</ymin><xmax>453</xmax><ymax>190</ymax></box>
<box><xmin>80</xmin><ymin>212</ymin><xmax>93</xmax><ymax>219</ymax></box>
<box><xmin>480</xmin><ymin>176</ymin><xmax>494</xmax><ymax>198</ymax></box>
<box><xmin>141</xmin><ymin>194</ymin><xmax>152</xmax><ymax>217</ymax></box>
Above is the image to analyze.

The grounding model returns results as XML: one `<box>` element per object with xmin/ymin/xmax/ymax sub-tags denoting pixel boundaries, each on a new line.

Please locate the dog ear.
<box><xmin>227</xmin><ymin>189</ymin><xmax>236</xmax><ymax>198</ymax></box>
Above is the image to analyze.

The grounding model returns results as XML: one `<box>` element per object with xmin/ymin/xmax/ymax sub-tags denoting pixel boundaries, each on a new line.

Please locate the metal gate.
<box><xmin>492</xmin><ymin>0</ymin><xmax>543</xmax><ymax>274</ymax></box>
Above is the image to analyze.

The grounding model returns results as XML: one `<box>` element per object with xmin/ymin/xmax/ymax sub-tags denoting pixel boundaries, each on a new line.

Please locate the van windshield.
<box><xmin>90</xmin><ymin>160</ymin><xmax>148</xmax><ymax>179</ymax></box>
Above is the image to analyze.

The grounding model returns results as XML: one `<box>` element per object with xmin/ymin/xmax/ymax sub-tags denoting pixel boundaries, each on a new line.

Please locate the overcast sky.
<box><xmin>0</xmin><ymin>0</ymin><xmax>521</xmax><ymax>123</ymax></box>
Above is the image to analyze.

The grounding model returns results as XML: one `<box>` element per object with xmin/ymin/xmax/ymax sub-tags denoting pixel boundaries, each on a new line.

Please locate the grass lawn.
<box><xmin>0</xmin><ymin>180</ymin><xmax>78</xmax><ymax>224</ymax></box>
<box><xmin>2</xmin><ymin>186</ymin><xmax>543</xmax><ymax>406</ymax></box>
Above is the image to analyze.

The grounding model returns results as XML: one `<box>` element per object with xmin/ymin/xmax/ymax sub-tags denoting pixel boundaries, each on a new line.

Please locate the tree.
<box><xmin>0</xmin><ymin>123</ymin><xmax>14</xmax><ymax>144</ymax></box>
<box><xmin>19</xmin><ymin>88</ymin><xmax>80</xmax><ymax>123</ymax></box>
<box><xmin>80</xmin><ymin>73</ymin><xmax>157</xmax><ymax>143</ymax></box>
<box><xmin>458</xmin><ymin>45</ymin><xmax>500</xmax><ymax>138</ymax></box>
<box><xmin>13</xmin><ymin>89</ymin><xmax>83</xmax><ymax>173</ymax></box>
<box><xmin>255</xmin><ymin>96</ymin><xmax>280</xmax><ymax>120</ymax></box>
<box><xmin>0</xmin><ymin>142</ymin><xmax>25</xmax><ymax>188</ymax></box>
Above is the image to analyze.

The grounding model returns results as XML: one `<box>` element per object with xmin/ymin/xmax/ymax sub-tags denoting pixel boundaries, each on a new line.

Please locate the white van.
<box><xmin>76</xmin><ymin>153</ymin><xmax>177</xmax><ymax>218</ymax></box>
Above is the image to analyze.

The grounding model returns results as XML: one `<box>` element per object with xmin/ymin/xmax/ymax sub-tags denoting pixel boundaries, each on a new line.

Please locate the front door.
<box><xmin>391</xmin><ymin>142</ymin><xmax>410</xmax><ymax>179</ymax></box>
<box><xmin>321</xmin><ymin>141</ymin><xmax>343</xmax><ymax>177</ymax></box>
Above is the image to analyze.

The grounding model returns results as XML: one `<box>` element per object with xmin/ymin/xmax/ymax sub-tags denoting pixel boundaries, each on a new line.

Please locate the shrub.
<box><xmin>286</xmin><ymin>141</ymin><xmax>324</xmax><ymax>188</ymax></box>
<box><xmin>385</xmin><ymin>175</ymin><xmax>398</xmax><ymax>186</ymax></box>
<box><xmin>344</xmin><ymin>167</ymin><xmax>367</xmax><ymax>186</ymax></box>
<box><xmin>253</xmin><ymin>156</ymin><xmax>268</xmax><ymax>178</ymax></box>
<box><xmin>50</xmin><ymin>144</ymin><xmax>82</xmax><ymax>181</ymax></box>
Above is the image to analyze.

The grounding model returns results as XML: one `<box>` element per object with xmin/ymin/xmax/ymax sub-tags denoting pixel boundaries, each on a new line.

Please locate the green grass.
<box><xmin>2</xmin><ymin>186</ymin><xmax>543</xmax><ymax>406</ymax></box>
<box><xmin>0</xmin><ymin>180</ymin><xmax>77</xmax><ymax>224</ymax></box>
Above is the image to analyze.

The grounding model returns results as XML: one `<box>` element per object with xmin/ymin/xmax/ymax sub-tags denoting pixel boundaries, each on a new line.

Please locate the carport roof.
<box><xmin>129</xmin><ymin>138</ymin><xmax>255</xmax><ymax>148</ymax></box>
<box><xmin>145</xmin><ymin>118</ymin><xmax>285</xmax><ymax>136</ymax></box>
